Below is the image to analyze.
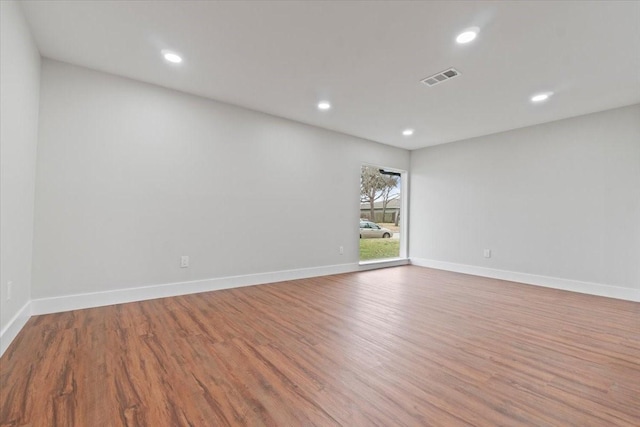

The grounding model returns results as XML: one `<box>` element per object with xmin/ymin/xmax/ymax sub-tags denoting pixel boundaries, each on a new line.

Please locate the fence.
<box><xmin>360</xmin><ymin>211</ymin><xmax>398</xmax><ymax>223</ymax></box>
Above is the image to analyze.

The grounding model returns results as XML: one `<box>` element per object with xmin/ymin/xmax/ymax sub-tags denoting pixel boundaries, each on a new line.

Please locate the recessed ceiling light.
<box><xmin>456</xmin><ymin>27</ymin><xmax>479</xmax><ymax>44</ymax></box>
<box><xmin>162</xmin><ymin>50</ymin><xmax>183</xmax><ymax>64</ymax></box>
<box><xmin>317</xmin><ymin>101</ymin><xmax>331</xmax><ymax>110</ymax></box>
<box><xmin>402</xmin><ymin>129</ymin><xmax>414</xmax><ymax>136</ymax></box>
<box><xmin>531</xmin><ymin>92</ymin><xmax>553</xmax><ymax>103</ymax></box>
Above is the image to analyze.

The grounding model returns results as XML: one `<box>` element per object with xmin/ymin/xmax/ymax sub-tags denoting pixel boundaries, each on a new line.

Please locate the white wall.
<box><xmin>410</xmin><ymin>104</ymin><xmax>640</xmax><ymax>299</ymax></box>
<box><xmin>0</xmin><ymin>1</ymin><xmax>40</xmax><ymax>335</ymax></box>
<box><xmin>32</xmin><ymin>60</ymin><xmax>409</xmax><ymax>300</ymax></box>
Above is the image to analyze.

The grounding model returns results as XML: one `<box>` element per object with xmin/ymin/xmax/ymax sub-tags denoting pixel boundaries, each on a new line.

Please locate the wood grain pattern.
<box><xmin>1</xmin><ymin>266</ymin><xmax>639</xmax><ymax>426</ymax></box>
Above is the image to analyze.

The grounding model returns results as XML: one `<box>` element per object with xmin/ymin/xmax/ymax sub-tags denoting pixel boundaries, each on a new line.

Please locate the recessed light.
<box><xmin>531</xmin><ymin>92</ymin><xmax>553</xmax><ymax>103</ymax></box>
<box><xmin>317</xmin><ymin>101</ymin><xmax>331</xmax><ymax>111</ymax></box>
<box><xmin>402</xmin><ymin>129</ymin><xmax>414</xmax><ymax>136</ymax></box>
<box><xmin>456</xmin><ymin>27</ymin><xmax>479</xmax><ymax>44</ymax></box>
<box><xmin>162</xmin><ymin>50</ymin><xmax>183</xmax><ymax>64</ymax></box>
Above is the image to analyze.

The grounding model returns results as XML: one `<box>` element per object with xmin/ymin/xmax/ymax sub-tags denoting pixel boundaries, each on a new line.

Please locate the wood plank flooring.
<box><xmin>1</xmin><ymin>266</ymin><xmax>639</xmax><ymax>426</ymax></box>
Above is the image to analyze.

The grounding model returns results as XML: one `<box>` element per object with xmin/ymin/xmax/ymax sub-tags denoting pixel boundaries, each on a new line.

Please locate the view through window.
<box><xmin>359</xmin><ymin>165</ymin><xmax>402</xmax><ymax>261</ymax></box>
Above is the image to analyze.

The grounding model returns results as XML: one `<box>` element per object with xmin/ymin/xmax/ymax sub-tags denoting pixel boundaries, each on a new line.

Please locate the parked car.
<box><xmin>359</xmin><ymin>221</ymin><xmax>392</xmax><ymax>238</ymax></box>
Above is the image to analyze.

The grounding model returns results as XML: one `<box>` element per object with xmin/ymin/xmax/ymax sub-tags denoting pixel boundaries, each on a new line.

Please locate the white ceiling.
<box><xmin>19</xmin><ymin>1</ymin><xmax>640</xmax><ymax>150</ymax></box>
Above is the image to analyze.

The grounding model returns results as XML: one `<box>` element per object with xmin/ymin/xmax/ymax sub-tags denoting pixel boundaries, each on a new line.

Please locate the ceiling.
<box><xmin>19</xmin><ymin>1</ymin><xmax>640</xmax><ymax>150</ymax></box>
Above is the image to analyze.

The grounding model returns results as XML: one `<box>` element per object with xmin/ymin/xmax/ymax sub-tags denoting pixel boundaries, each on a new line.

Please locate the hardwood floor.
<box><xmin>1</xmin><ymin>266</ymin><xmax>639</xmax><ymax>426</ymax></box>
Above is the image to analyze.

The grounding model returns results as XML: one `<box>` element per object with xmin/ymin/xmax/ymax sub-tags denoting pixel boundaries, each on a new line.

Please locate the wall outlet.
<box><xmin>7</xmin><ymin>281</ymin><xmax>12</xmax><ymax>300</ymax></box>
<box><xmin>339</xmin><ymin>246</ymin><xmax>344</xmax><ymax>255</ymax></box>
<box><xmin>483</xmin><ymin>249</ymin><xmax>491</xmax><ymax>258</ymax></box>
<box><xmin>180</xmin><ymin>256</ymin><xmax>189</xmax><ymax>268</ymax></box>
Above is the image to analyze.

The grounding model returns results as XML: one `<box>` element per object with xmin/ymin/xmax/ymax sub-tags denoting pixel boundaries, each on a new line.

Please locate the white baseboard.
<box><xmin>1</xmin><ymin>301</ymin><xmax>32</xmax><ymax>357</ymax></box>
<box><xmin>4</xmin><ymin>261</ymin><xmax>408</xmax><ymax>357</ymax></box>
<box><xmin>30</xmin><ymin>262</ymin><xmax>361</xmax><ymax>316</ymax></box>
<box><xmin>5</xmin><ymin>259</ymin><xmax>636</xmax><ymax>358</ymax></box>
<box><xmin>410</xmin><ymin>258</ymin><xmax>640</xmax><ymax>302</ymax></box>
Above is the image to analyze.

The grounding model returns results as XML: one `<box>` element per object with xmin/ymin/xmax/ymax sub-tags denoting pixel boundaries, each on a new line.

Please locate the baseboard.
<box><xmin>30</xmin><ymin>262</ymin><xmax>362</xmax><ymax>316</ymax></box>
<box><xmin>410</xmin><ymin>258</ymin><xmax>640</xmax><ymax>302</ymax></box>
<box><xmin>5</xmin><ymin>261</ymin><xmax>404</xmax><ymax>355</ymax></box>
<box><xmin>6</xmin><ymin>259</ymin><xmax>636</xmax><ymax>358</ymax></box>
<box><xmin>0</xmin><ymin>301</ymin><xmax>32</xmax><ymax>357</ymax></box>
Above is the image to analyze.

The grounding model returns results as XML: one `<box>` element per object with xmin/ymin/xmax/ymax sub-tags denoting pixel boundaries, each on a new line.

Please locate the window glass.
<box><xmin>359</xmin><ymin>164</ymin><xmax>405</xmax><ymax>261</ymax></box>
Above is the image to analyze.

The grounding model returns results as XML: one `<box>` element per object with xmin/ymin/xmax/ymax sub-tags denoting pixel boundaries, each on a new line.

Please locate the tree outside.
<box><xmin>360</xmin><ymin>166</ymin><xmax>400</xmax><ymax>220</ymax></box>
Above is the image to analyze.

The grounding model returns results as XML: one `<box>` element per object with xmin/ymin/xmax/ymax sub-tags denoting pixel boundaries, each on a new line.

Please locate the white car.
<box><xmin>359</xmin><ymin>221</ymin><xmax>392</xmax><ymax>238</ymax></box>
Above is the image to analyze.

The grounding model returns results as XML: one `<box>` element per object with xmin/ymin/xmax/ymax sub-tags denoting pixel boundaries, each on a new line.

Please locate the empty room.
<box><xmin>1</xmin><ymin>1</ymin><xmax>639</xmax><ymax>426</ymax></box>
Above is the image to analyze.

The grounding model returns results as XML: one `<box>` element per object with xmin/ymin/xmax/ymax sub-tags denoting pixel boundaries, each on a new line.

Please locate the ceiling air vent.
<box><xmin>420</xmin><ymin>68</ymin><xmax>461</xmax><ymax>87</ymax></box>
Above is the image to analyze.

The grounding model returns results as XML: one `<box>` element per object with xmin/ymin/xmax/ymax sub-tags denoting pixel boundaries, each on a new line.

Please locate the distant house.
<box><xmin>360</xmin><ymin>198</ymin><xmax>400</xmax><ymax>223</ymax></box>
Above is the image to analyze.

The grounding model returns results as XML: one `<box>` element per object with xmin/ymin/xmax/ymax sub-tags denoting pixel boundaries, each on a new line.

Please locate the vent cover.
<box><xmin>421</xmin><ymin>68</ymin><xmax>461</xmax><ymax>87</ymax></box>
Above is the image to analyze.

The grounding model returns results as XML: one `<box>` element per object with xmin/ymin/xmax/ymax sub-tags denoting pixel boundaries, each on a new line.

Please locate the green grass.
<box><xmin>359</xmin><ymin>238</ymin><xmax>400</xmax><ymax>261</ymax></box>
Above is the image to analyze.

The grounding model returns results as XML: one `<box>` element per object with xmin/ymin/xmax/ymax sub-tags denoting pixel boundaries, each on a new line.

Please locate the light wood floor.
<box><xmin>1</xmin><ymin>266</ymin><xmax>639</xmax><ymax>426</ymax></box>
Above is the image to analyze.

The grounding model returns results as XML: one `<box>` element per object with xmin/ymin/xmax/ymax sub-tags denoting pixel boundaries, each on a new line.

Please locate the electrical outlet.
<box><xmin>483</xmin><ymin>249</ymin><xmax>491</xmax><ymax>258</ymax></box>
<box><xmin>180</xmin><ymin>256</ymin><xmax>189</xmax><ymax>268</ymax></box>
<box><xmin>7</xmin><ymin>281</ymin><xmax>12</xmax><ymax>300</ymax></box>
<box><xmin>339</xmin><ymin>246</ymin><xmax>344</xmax><ymax>255</ymax></box>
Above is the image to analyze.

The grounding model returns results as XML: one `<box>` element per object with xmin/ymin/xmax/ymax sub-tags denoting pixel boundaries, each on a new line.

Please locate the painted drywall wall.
<box><xmin>0</xmin><ymin>1</ymin><xmax>40</xmax><ymax>333</ymax></box>
<box><xmin>32</xmin><ymin>60</ymin><xmax>409</xmax><ymax>299</ymax></box>
<box><xmin>410</xmin><ymin>104</ymin><xmax>640</xmax><ymax>296</ymax></box>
